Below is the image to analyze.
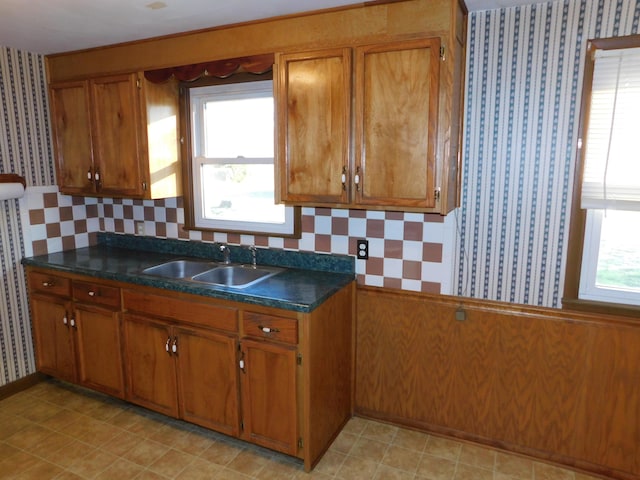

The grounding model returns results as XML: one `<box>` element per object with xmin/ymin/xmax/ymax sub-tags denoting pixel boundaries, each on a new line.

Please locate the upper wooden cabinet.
<box><xmin>276</xmin><ymin>5</ymin><xmax>466</xmax><ymax>214</ymax></box>
<box><xmin>276</xmin><ymin>37</ymin><xmax>454</xmax><ymax>213</ymax></box>
<box><xmin>49</xmin><ymin>73</ymin><xmax>181</xmax><ymax>199</ymax></box>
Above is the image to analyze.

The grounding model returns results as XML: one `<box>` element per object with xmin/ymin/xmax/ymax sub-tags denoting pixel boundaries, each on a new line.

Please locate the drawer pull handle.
<box><xmin>259</xmin><ymin>325</ymin><xmax>280</xmax><ymax>334</ymax></box>
<box><xmin>42</xmin><ymin>281</ymin><xmax>55</xmax><ymax>288</ymax></box>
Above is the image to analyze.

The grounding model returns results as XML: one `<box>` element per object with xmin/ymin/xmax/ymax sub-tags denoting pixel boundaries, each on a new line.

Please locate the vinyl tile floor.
<box><xmin>0</xmin><ymin>379</ymin><xmax>602</xmax><ymax>480</ymax></box>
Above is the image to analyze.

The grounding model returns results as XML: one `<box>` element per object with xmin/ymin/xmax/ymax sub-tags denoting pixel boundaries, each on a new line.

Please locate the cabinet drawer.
<box><xmin>122</xmin><ymin>290</ymin><xmax>238</xmax><ymax>333</ymax></box>
<box><xmin>28</xmin><ymin>271</ymin><xmax>71</xmax><ymax>297</ymax></box>
<box><xmin>243</xmin><ymin>312</ymin><xmax>298</xmax><ymax>345</ymax></box>
<box><xmin>73</xmin><ymin>280</ymin><xmax>121</xmax><ymax>309</ymax></box>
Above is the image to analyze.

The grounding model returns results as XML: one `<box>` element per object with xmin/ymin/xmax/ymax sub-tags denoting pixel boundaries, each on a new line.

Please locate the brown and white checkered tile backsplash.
<box><xmin>24</xmin><ymin>190</ymin><xmax>449</xmax><ymax>293</ymax></box>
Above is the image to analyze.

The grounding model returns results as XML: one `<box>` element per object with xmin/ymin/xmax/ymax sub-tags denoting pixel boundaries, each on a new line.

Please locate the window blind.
<box><xmin>581</xmin><ymin>46</ymin><xmax>640</xmax><ymax>211</ymax></box>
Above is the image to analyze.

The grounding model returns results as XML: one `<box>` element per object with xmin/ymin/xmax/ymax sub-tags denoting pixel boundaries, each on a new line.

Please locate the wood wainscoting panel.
<box><xmin>355</xmin><ymin>286</ymin><xmax>640</xmax><ymax>480</ymax></box>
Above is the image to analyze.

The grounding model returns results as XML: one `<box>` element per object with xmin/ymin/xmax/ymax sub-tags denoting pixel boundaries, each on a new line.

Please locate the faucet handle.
<box><xmin>249</xmin><ymin>245</ymin><xmax>257</xmax><ymax>268</ymax></box>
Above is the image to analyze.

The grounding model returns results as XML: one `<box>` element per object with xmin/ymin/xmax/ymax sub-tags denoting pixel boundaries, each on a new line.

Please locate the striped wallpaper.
<box><xmin>0</xmin><ymin>47</ymin><xmax>54</xmax><ymax>387</ymax></box>
<box><xmin>456</xmin><ymin>0</ymin><xmax>640</xmax><ymax>308</ymax></box>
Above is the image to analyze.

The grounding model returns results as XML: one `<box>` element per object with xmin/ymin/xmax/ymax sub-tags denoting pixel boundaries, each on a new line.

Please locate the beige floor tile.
<box><xmin>148</xmin><ymin>447</ymin><xmax>198</xmax><ymax>478</ymax></box>
<box><xmin>175</xmin><ymin>457</ymin><xmax>224</xmax><ymax>480</ymax></box>
<box><xmin>0</xmin><ymin>414</ymin><xmax>33</xmax><ymax>440</ymax></box>
<box><xmin>45</xmin><ymin>439</ymin><xmax>94</xmax><ymax>468</ymax></box>
<box><xmin>373</xmin><ymin>464</ymin><xmax>417</xmax><ymax>480</ymax></box>
<box><xmin>94</xmin><ymin>456</ymin><xmax>145</xmax><ymax>479</ymax></box>
<box><xmin>53</xmin><ymin>471</ymin><xmax>85</xmax><ymax>480</ymax></box>
<box><xmin>214</xmin><ymin>467</ymin><xmax>255</xmax><ymax>479</ymax></box>
<box><xmin>339</xmin><ymin>416</ymin><xmax>369</xmax><ymax>436</ymax></box>
<box><xmin>134</xmin><ymin>470</ymin><xmax>169</xmax><ymax>480</ymax></box>
<box><xmin>381</xmin><ymin>444</ymin><xmax>422</xmax><ymax>473</ymax></box>
<box><xmin>457</xmin><ymin>443</ymin><xmax>496</xmax><ymax>470</ymax></box>
<box><xmin>17</xmin><ymin>398</ymin><xmax>64</xmax><ymax>423</ymax></box>
<box><xmin>392</xmin><ymin>428</ymin><xmax>430</xmax><ymax>452</ymax></box>
<box><xmin>123</xmin><ymin>437</ymin><xmax>172</xmax><ymax>467</ymax></box>
<box><xmin>254</xmin><ymin>456</ymin><xmax>301</xmax><ymax>480</ymax></box>
<box><xmin>423</xmin><ymin>436</ymin><xmax>462</xmax><ymax>462</ymax></box>
<box><xmin>0</xmin><ymin>450</ymin><xmax>43</xmax><ymax>478</ymax></box>
<box><xmin>349</xmin><ymin>436</ymin><xmax>389</xmax><ymax>463</ymax></box>
<box><xmin>361</xmin><ymin>420</ymin><xmax>398</xmax><ymax>443</ymax></box>
<box><xmin>226</xmin><ymin>449</ymin><xmax>270</xmax><ymax>477</ymax></box>
<box><xmin>454</xmin><ymin>463</ymin><xmax>494</xmax><ymax>480</ymax></box>
<box><xmin>170</xmin><ymin>428</ymin><xmax>217</xmax><ymax>456</ymax></box>
<box><xmin>200</xmin><ymin>440</ymin><xmax>244</xmax><ymax>466</ymax></box>
<box><xmin>329</xmin><ymin>429</ymin><xmax>358</xmax><ymax>454</ymax></box>
<box><xmin>11</xmin><ymin>458</ymin><xmax>63</xmax><ymax>480</ymax></box>
<box><xmin>416</xmin><ymin>454</ymin><xmax>457</xmax><ymax>480</ymax></box>
<box><xmin>5</xmin><ymin>423</ymin><xmax>56</xmax><ymax>450</ymax></box>
<box><xmin>311</xmin><ymin>449</ymin><xmax>346</xmax><ymax>477</ymax></box>
<box><xmin>67</xmin><ymin>448</ymin><xmax>119</xmax><ymax>478</ymax></box>
<box><xmin>533</xmin><ymin>461</ymin><xmax>576</xmax><ymax>480</ymax></box>
<box><xmin>495</xmin><ymin>452</ymin><xmax>534</xmax><ymax>479</ymax></box>
<box><xmin>336</xmin><ymin>454</ymin><xmax>380</xmax><ymax>480</ymax></box>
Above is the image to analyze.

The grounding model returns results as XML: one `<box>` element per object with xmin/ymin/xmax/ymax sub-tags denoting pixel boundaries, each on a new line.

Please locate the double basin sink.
<box><xmin>140</xmin><ymin>259</ymin><xmax>283</xmax><ymax>289</ymax></box>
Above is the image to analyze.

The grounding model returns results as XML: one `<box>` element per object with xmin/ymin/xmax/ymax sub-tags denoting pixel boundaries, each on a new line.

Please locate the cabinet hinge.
<box><xmin>142</xmin><ymin>181</ymin><xmax>147</xmax><ymax>191</ymax></box>
<box><xmin>434</xmin><ymin>188</ymin><xmax>441</xmax><ymax>202</ymax></box>
<box><xmin>440</xmin><ymin>46</ymin><xmax>446</xmax><ymax>61</ymax></box>
<box><xmin>240</xmin><ymin>420</ymin><xmax>244</xmax><ymax>432</ymax></box>
<box><xmin>298</xmin><ymin>438</ymin><xmax>304</xmax><ymax>449</ymax></box>
<box><xmin>297</xmin><ymin>353</ymin><xmax>302</xmax><ymax>366</ymax></box>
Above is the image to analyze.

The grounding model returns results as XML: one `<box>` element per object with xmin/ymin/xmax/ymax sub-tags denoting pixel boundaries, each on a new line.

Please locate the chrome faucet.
<box><xmin>219</xmin><ymin>244</ymin><xmax>231</xmax><ymax>264</ymax></box>
<box><xmin>249</xmin><ymin>245</ymin><xmax>257</xmax><ymax>268</ymax></box>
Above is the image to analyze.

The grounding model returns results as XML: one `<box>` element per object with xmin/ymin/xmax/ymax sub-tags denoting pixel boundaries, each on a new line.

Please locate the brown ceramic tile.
<box><xmin>365</xmin><ymin>257</ymin><xmax>384</xmax><ymax>276</ymax></box>
<box><xmin>284</xmin><ymin>237</ymin><xmax>299</xmax><ymax>250</ymax></box>
<box><xmin>114</xmin><ymin>218</ymin><xmax>124</xmax><ymax>232</ymax></box>
<box><xmin>29</xmin><ymin>208</ymin><xmax>45</xmax><ymax>225</ymax></box>
<box><xmin>424</xmin><ymin>213</ymin><xmax>444</xmax><ymax>223</ymax></box>
<box><xmin>421</xmin><ymin>281</ymin><xmax>441</xmax><ymax>294</ymax></box>
<box><xmin>383</xmin><ymin>277</ymin><xmax>402</xmax><ymax>289</ymax></box>
<box><xmin>166</xmin><ymin>207</ymin><xmax>177</xmax><ymax>223</ymax></box>
<box><xmin>228</xmin><ymin>233</ymin><xmax>241</xmax><ymax>244</ymax></box>
<box><xmin>423</xmin><ymin>242</ymin><xmax>443</xmax><ymax>262</ymax></box>
<box><xmin>43</xmin><ymin>192</ymin><xmax>58</xmax><ymax>208</ymax></box>
<box><xmin>348</xmin><ymin>209</ymin><xmax>367</xmax><ymax>218</ymax></box>
<box><xmin>86</xmin><ymin>203</ymin><xmax>99</xmax><ymax>217</ymax></box>
<box><xmin>31</xmin><ymin>239</ymin><xmax>48</xmax><ymax>256</ymax></box>
<box><xmin>404</xmin><ymin>221</ymin><xmax>423</xmax><ymax>241</ymax></box>
<box><xmin>384</xmin><ymin>239</ymin><xmax>404</xmax><ymax>258</ymax></box>
<box><xmin>315</xmin><ymin>234</ymin><xmax>331</xmax><ymax>252</ymax></box>
<box><xmin>316</xmin><ymin>208</ymin><xmax>332</xmax><ymax>216</ymax></box>
<box><xmin>59</xmin><ymin>206</ymin><xmax>73</xmax><ymax>221</ymax></box>
<box><xmin>402</xmin><ymin>260</ymin><xmax>422</xmax><ymax>280</ymax></box>
<box><xmin>366</xmin><ymin>219</ymin><xmax>385</xmax><ymax>238</ymax></box>
<box><xmin>62</xmin><ymin>236</ymin><xmax>76</xmax><ymax>251</ymax></box>
<box><xmin>144</xmin><ymin>206</ymin><xmax>155</xmax><ymax>220</ymax></box>
<box><xmin>45</xmin><ymin>222</ymin><xmax>61</xmax><ymax>239</ymax></box>
<box><xmin>332</xmin><ymin>216</ymin><xmax>348</xmax><ymax>235</ymax></box>
<box><xmin>385</xmin><ymin>211</ymin><xmax>404</xmax><ymax>220</ymax></box>
<box><xmin>73</xmin><ymin>219</ymin><xmax>87</xmax><ymax>233</ymax></box>
<box><xmin>123</xmin><ymin>204</ymin><xmax>134</xmax><ymax>218</ymax></box>
<box><xmin>155</xmin><ymin>222</ymin><xmax>166</xmax><ymax>237</ymax></box>
<box><xmin>102</xmin><ymin>204</ymin><xmax>113</xmax><ymax>217</ymax></box>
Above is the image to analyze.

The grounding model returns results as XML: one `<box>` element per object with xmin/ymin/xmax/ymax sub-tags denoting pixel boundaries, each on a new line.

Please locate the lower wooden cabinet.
<box><xmin>240</xmin><ymin>339</ymin><xmax>298</xmax><ymax>455</ymax></box>
<box><xmin>123</xmin><ymin>313</ymin><xmax>240</xmax><ymax>436</ymax></box>
<box><xmin>28</xmin><ymin>270</ymin><xmax>125</xmax><ymax>398</ymax></box>
<box><xmin>26</xmin><ymin>267</ymin><xmax>354</xmax><ymax>472</ymax></box>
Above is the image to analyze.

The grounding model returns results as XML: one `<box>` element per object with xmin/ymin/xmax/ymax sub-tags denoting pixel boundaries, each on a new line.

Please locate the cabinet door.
<box><xmin>240</xmin><ymin>339</ymin><xmax>298</xmax><ymax>456</ymax></box>
<box><xmin>90</xmin><ymin>74</ymin><xmax>145</xmax><ymax>197</ymax></box>
<box><xmin>175</xmin><ymin>326</ymin><xmax>240</xmax><ymax>436</ymax></box>
<box><xmin>30</xmin><ymin>295</ymin><xmax>76</xmax><ymax>382</ymax></box>
<box><xmin>277</xmin><ymin>49</ymin><xmax>351</xmax><ymax>204</ymax></box>
<box><xmin>355</xmin><ymin>38</ymin><xmax>441</xmax><ymax>208</ymax></box>
<box><xmin>74</xmin><ymin>304</ymin><xmax>125</xmax><ymax>399</ymax></box>
<box><xmin>123</xmin><ymin>314</ymin><xmax>178</xmax><ymax>417</ymax></box>
<box><xmin>49</xmin><ymin>81</ymin><xmax>95</xmax><ymax>195</ymax></box>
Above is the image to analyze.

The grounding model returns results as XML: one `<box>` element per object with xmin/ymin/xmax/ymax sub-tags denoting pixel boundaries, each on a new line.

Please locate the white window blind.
<box><xmin>581</xmin><ymin>47</ymin><xmax>640</xmax><ymax>211</ymax></box>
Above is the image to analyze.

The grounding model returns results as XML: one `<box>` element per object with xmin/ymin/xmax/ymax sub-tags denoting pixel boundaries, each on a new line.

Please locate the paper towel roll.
<box><xmin>0</xmin><ymin>182</ymin><xmax>25</xmax><ymax>200</ymax></box>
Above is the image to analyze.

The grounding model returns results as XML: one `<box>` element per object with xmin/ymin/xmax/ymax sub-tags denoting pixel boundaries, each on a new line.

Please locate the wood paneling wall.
<box><xmin>356</xmin><ymin>286</ymin><xmax>640</xmax><ymax>479</ymax></box>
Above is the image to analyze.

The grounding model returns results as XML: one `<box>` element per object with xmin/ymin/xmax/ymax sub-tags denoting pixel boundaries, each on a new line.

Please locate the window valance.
<box><xmin>144</xmin><ymin>54</ymin><xmax>274</xmax><ymax>83</ymax></box>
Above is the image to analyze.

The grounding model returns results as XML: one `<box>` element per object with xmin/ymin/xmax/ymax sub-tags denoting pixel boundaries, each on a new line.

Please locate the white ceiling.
<box><xmin>0</xmin><ymin>0</ymin><xmax>542</xmax><ymax>55</ymax></box>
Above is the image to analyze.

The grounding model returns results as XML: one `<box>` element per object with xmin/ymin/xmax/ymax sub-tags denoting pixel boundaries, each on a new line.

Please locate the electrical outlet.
<box><xmin>356</xmin><ymin>239</ymin><xmax>369</xmax><ymax>260</ymax></box>
<box><xmin>135</xmin><ymin>221</ymin><xmax>145</xmax><ymax>236</ymax></box>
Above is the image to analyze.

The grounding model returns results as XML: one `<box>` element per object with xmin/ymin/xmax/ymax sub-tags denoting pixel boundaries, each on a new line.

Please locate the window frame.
<box><xmin>563</xmin><ymin>34</ymin><xmax>640</xmax><ymax>318</ymax></box>
<box><xmin>179</xmin><ymin>72</ymin><xmax>301</xmax><ymax>238</ymax></box>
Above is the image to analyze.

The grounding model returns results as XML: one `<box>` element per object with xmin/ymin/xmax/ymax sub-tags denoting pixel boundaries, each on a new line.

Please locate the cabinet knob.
<box><xmin>171</xmin><ymin>337</ymin><xmax>178</xmax><ymax>354</ymax></box>
<box><xmin>354</xmin><ymin>166</ymin><xmax>361</xmax><ymax>191</ymax></box>
<box><xmin>165</xmin><ymin>337</ymin><xmax>171</xmax><ymax>355</ymax></box>
<box><xmin>258</xmin><ymin>325</ymin><xmax>280</xmax><ymax>334</ymax></box>
<box><xmin>88</xmin><ymin>290</ymin><xmax>96</xmax><ymax>297</ymax></box>
<box><xmin>70</xmin><ymin>318</ymin><xmax>76</xmax><ymax>328</ymax></box>
<box><xmin>87</xmin><ymin>168</ymin><xmax>92</xmax><ymax>181</ymax></box>
<box><xmin>42</xmin><ymin>281</ymin><xmax>55</xmax><ymax>288</ymax></box>
<box><xmin>341</xmin><ymin>166</ymin><xmax>347</xmax><ymax>191</ymax></box>
<box><xmin>63</xmin><ymin>316</ymin><xmax>68</xmax><ymax>326</ymax></box>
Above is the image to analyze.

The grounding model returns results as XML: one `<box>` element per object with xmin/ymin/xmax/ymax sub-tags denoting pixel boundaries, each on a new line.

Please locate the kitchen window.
<box><xmin>183</xmin><ymin>78</ymin><xmax>299</xmax><ymax>237</ymax></box>
<box><xmin>565</xmin><ymin>36</ymin><xmax>640</xmax><ymax>312</ymax></box>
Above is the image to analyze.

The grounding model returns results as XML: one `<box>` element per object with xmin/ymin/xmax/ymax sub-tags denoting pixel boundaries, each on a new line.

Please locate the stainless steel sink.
<box><xmin>141</xmin><ymin>260</ymin><xmax>283</xmax><ymax>288</ymax></box>
<box><xmin>141</xmin><ymin>260</ymin><xmax>216</xmax><ymax>279</ymax></box>
<box><xmin>192</xmin><ymin>265</ymin><xmax>283</xmax><ymax>288</ymax></box>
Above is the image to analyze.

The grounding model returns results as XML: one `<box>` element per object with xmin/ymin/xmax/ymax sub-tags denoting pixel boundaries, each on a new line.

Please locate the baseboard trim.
<box><xmin>0</xmin><ymin>372</ymin><xmax>47</xmax><ymax>401</ymax></box>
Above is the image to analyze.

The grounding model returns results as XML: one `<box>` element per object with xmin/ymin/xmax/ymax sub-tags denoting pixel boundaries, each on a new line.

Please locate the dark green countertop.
<box><xmin>22</xmin><ymin>233</ymin><xmax>356</xmax><ymax>313</ymax></box>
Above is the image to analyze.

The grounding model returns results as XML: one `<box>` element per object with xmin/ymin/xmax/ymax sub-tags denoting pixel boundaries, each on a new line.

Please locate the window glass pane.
<box><xmin>595</xmin><ymin>210</ymin><xmax>640</xmax><ymax>291</ymax></box>
<box><xmin>200</xmin><ymin>163</ymin><xmax>285</xmax><ymax>224</ymax></box>
<box><xmin>203</xmin><ymin>97</ymin><xmax>273</xmax><ymax>158</ymax></box>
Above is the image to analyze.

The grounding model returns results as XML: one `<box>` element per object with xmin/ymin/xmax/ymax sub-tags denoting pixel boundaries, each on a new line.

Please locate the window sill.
<box><xmin>562</xmin><ymin>297</ymin><xmax>640</xmax><ymax>320</ymax></box>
